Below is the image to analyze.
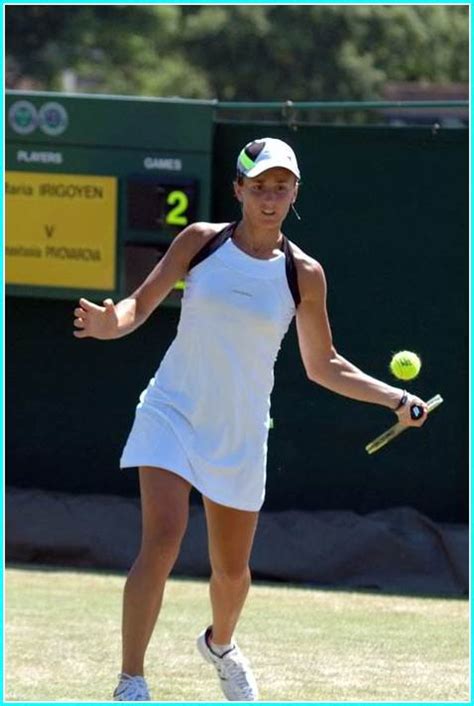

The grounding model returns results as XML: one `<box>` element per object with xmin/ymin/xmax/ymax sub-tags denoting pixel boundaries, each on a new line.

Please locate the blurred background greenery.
<box><xmin>6</xmin><ymin>5</ymin><xmax>469</xmax><ymax>106</ymax></box>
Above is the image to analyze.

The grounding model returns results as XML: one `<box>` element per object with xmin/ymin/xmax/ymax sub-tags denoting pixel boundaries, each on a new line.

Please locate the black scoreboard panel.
<box><xmin>127</xmin><ymin>176</ymin><xmax>198</xmax><ymax>234</ymax></box>
<box><xmin>124</xmin><ymin>176</ymin><xmax>200</xmax><ymax>305</ymax></box>
<box><xmin>124</xmin><ymin>241</ymin><xmax>184</xmax><ymax>302</ymax></box>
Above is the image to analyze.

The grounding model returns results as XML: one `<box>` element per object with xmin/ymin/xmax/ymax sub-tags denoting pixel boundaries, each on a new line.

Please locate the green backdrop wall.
<box><xmin>6</xmin><ymin>118</ymin><xmax>468</xmax><ymax>522</ymax></box>
<box><xmin>212</xmin><ymin>123</ymin><xmax>468</xmax><ymax>522</ymax></box>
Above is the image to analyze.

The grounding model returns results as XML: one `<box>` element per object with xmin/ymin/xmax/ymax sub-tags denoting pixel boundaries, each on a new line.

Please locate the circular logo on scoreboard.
<box><xmin>38</xmin><ymin>102</ymin><xmax>69</xmax><ymax>136</ymax></box>
<box><xmin>8</xmin><ymin>100</ymin><xmax>38</xmax><ymax>135</ymax></box>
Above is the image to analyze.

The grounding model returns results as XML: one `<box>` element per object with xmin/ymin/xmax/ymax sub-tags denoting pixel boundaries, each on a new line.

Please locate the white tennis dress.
<box><xmin>120</xmin><ymin>227</ymin><xmax>296</xmax><ymax>511</ymax></box>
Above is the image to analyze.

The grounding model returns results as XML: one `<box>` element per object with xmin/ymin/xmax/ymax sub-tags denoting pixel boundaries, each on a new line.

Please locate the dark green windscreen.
<box><xmin>6</xmin><ymin>118</ymin><xmax>468</xmax><ymax>522</ymax></box>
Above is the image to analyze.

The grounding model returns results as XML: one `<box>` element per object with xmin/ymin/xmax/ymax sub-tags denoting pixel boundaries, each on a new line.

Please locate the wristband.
<box><xmin>395</xmin><ymin>390</ymin><xmax>408</xmax><ymax>411</ymax></box>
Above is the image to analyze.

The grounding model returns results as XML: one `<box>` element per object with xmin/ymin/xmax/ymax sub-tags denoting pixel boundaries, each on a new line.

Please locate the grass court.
<box><xmin>5</xmin><ymin>564</ymin><xmax>469</xmax><ymax>702</ymax></box>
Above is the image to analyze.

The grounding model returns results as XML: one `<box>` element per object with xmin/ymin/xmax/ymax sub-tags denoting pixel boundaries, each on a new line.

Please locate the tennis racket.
<box><xmin>365</xmin><ymin>394</ymin><xmax>443</xmax><ymax>455</ymax></box>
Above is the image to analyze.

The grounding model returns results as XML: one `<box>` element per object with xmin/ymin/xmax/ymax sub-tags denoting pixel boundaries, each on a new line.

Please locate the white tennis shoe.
<box><xmin>113</xmin><ymin>673</ymin><xmax>150</xmax><ymax>701</ymax></box>
<box><xmin>196</xmin><ymin>626</ymin><xmax>258</xmax><ymax>701</ymax></box>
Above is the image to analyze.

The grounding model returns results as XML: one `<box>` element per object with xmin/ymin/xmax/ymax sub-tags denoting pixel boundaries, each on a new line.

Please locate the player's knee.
<box><xmin>142</xmin><ymin>513</ymin><xmax>187</xmax><ymax>559</ymax></box>
<box><xmin>212</xmin><ymin>562</ymin><xmax>250</xmax><ymax>585</ymax></box>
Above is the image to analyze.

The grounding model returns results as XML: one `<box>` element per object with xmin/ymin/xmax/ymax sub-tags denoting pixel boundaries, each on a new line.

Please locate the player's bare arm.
<box><xmin>293</xmin><ymin>247</ymin><xmax>427</xmax><ymax>427</ymax></box>
<box><xmin>73</xmin><ymin>222</ymin><xmax>228</xmax><ymax>340</ymax></box>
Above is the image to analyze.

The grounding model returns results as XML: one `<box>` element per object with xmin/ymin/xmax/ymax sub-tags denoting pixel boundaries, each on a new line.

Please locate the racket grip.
<box><xmin>410</xmin><ymin>403</ymin><xmax>424</xmax><ymax>421</ymax></box>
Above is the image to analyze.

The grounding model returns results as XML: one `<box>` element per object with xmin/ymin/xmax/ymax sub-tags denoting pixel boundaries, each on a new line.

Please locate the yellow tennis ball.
<box><xmin>389</xmin><ymin>351</ymin><xmax>422</xmax><ymax>381</ymax></box>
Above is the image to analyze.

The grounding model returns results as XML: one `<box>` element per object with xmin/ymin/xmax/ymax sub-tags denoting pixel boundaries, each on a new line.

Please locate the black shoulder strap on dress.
<box><xmin>188</xmin><ymin>222</ymin><xmax>301</xmax><ymax>308</ymax></box>
<box><xmin>188</xmin><ymin>222</ymin><xmax>236</xmax><ymax>271</ymax></box>
<box><xmin>281</xmin><ymin>236</ymin><xmax>301</xmax><ymax>308</ymax></box>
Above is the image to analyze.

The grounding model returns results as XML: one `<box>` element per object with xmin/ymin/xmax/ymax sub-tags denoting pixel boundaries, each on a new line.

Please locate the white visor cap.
<box><xmin>236</xmin><ymin>137</ymin><xmax>300</xmax><ymax>180</ymax></box>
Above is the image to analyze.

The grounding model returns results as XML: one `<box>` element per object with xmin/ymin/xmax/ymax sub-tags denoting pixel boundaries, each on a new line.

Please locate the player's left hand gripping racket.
<box><xmin>365</xmin><ymin>394</ymin><xmax>443</xmax><ymax>455</ymax></box>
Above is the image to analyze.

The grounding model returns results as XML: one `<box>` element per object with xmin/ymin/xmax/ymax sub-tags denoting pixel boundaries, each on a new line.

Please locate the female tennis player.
<box><xmin>73</xmin><ymin>137</ymin><xmax>428</xmax><ymax>701</ymax></box>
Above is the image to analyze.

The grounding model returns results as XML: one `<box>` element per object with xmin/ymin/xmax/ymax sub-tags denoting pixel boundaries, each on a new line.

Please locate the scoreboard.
<box><xmin>126</xmin><ymin>175</ymin><xmax>198</xmax><ymax>232</ymax></box>
<box><xmin>5</xmin><ymin>91</ymin><xmax>214</xmax><ymax>305</ymax></box>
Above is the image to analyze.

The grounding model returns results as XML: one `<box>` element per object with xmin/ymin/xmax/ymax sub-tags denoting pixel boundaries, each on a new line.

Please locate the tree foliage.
<box><xmin>6</xmin><ymin>5</ymin><xmax>468</xmax><ymax>100</ymax></box>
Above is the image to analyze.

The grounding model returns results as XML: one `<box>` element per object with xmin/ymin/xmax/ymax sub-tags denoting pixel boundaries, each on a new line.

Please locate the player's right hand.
<box><xmin>395</xmin><ymin>391</ymin><xmax>428</xmax><ymax>428</ymax></box>
<box><xmin>73</xmin><ymin>297</ymin><xmax>118</xmax><ymax>339</ymax></box>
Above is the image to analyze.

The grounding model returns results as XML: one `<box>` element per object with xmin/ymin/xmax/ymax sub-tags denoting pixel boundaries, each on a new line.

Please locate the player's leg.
<box><xmin>196</xmin><ymin>497</ymin><xmax>259</xmax><ymax>701</ymax></box>
<box><xmin>121</xmin><ymin>467</ymin><xmax>192</xmax><ymax>676</ymax></box>
<box><xmin>204</xmin><ymin>498</ymin><xmax>259</xmax><ymax>644</ymax></box>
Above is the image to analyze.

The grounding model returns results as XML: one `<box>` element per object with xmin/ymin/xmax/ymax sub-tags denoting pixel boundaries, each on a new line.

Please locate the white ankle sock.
<box><xmin>210</xmin><ymin>639</ymin><xmax>234</xmax><ymax>656</ymax></box>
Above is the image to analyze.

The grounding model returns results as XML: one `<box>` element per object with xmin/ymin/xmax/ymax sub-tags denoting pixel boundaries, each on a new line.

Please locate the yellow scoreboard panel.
<box><xmin>6</xmin><ymin>171</ymin><xmax>117</xmax><ymax>290</ymax></box>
